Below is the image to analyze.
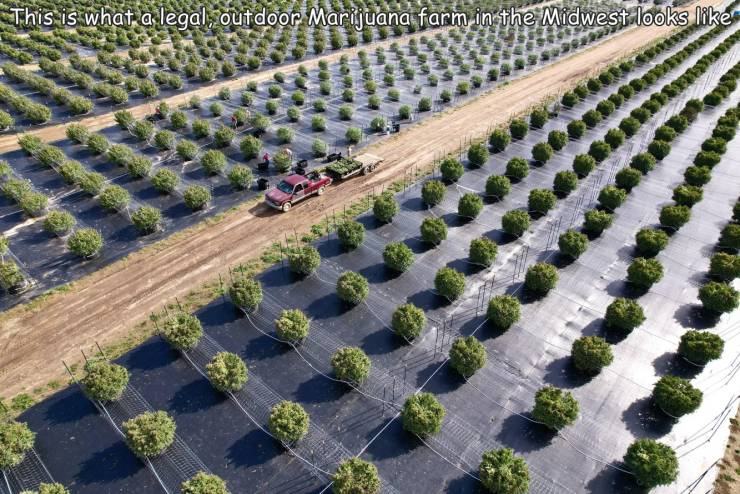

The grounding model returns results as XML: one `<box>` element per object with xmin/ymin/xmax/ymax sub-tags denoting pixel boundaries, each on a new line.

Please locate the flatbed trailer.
<box><xmin>324</xmin><ymin>153</ymin><xmax>383</xmax><ymax>180</ymax></box>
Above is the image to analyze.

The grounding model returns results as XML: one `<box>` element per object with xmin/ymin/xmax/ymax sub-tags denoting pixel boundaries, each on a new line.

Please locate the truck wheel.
<box><xmin>317</xmin><ymin>186</ymin><xmax>326</xmax><ymax>195</ymax></box>
<box><xmin>282</xmin><ymin>202</ymin><xmax>292</xmax><ymax>212</ymax></box>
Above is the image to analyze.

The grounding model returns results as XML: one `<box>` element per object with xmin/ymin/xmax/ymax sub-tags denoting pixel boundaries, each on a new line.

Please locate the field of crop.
<box><xmin>0</xmin><ymin>0</ymin><xmax>739</xmax><ymax>493</ymax></box>
<box><xmin>0</xmin><ymin>0</ymin><xmax>637</xmax><ymax>309</ymax></box>
<box><xmin>0</xmin><ymin>1</ymin><xmax>738</xmax><ymax>491</ymax></box>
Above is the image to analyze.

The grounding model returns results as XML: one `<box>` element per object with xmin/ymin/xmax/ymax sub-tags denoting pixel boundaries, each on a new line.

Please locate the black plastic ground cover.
<box><xmin>18</xmin><ymin>36</ymin><xmax>739</xmax><ymax>493</ymax></box>
<box><xmin>0</xmin><ymin>6</ymin><xmax>642</xmax><ymax>310</ymax></box>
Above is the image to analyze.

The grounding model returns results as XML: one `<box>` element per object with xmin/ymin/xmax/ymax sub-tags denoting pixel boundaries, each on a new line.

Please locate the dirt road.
<box><xmin>0</xmin><ymin>0</ymin><xmax>720</xmax><ymax>400</ymax></box>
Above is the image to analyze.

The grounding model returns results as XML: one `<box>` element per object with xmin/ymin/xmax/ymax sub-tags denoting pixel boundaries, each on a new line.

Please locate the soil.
<box><xmin>714</xmin><ymin>405</ymin><xmax>740</xmax><ymax>494</ymax></box>
<box><xmin>0</xmin><ymin>0</ymin><xmax>722</xmax><ymax>401</ymax></box>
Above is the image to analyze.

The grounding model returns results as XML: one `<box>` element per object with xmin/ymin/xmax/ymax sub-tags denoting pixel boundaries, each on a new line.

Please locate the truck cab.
<box><xmin>264</xmin><ymin>172</ymin><xmax>332</xmax><ymax>212</ymax></box>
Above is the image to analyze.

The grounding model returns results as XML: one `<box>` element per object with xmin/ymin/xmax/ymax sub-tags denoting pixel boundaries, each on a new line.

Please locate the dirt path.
<box><xmin>0</xmin><ymin>0</ymin><xmax>721</xmax><ymax>400</ymax></box>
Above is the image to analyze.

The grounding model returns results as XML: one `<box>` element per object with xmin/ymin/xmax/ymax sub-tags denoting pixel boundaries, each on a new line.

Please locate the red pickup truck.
<box><xmin>265</xmin><ymin>172</ymin><xmax>332</xmax><ymax>212</ymax></box>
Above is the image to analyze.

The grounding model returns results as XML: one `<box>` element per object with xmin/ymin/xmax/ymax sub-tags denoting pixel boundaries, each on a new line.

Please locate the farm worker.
<box><xmin>263</xmin><ymin>152</ymin><xmax>270</xmax><ymax>165</ymax></box>
<box><xmin>284</xmin><ymin>148</ymin><xmax>293</xmax><ymax>160</ymax></box>
<box><xmin>347</xmin><ymin>145</ymin><xmax>353</xmax><ymax>157</ymax></box>
<box><xmin>231</xmin><ymin>115</ymin><xmax>237</xmax><ymax>127</ymax></box>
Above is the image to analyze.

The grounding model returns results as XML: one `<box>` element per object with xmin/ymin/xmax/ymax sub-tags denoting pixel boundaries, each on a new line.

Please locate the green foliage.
<box><xmin>207</xmin><ymin>352</ymin><xmax>248</xmax><ymax>393</ymax></box>
<box><xmin>486</xmin><ymin>295</ymin><xmax>520</xmax><ymax>331</ymax></box>
<box><xmin>567</xmin><ymin>120</ymin><xmax>586</xmax><ymax>139</ymax></box>
<box><xmin>509</xmin><ymin>119</ymin><xmax>528</xmax><ymax>139</ymax></box>
<box><xmin>720</xmin><ymin>224</ymin><xmax>740</xmax><ymax>250</ymax></box>
<box><xmin>558</xmin><ymin>230</ymin><xmax>588</xmax><ymax>259</ymax></box>
<box><xmin>615</xmin><ymin>168</ymin><xmax>641</xmax><ymax>192</ymax></box>
<box><xmin>440</xmin><ymin>158</ymin><xmax>464</xmax><ymax>182</ymax></box>
<box><xmin>630</xmin><ymin>153</ymin><xmax>656</xmax><ymax>175</ymax></box>
<box><xmin>151</xmin><ymin>169</ymin><xmax>179</xmax><ymax>194</ymax></box>
<box><xmin>709</xmin><ymin>252</ymin><xmax>740</xmax><ymax>281</ymax></box>
<box><xmin>81</xmin><ymin>359</ymin><xmax>129</xmax><ymax>402</ymax></box>
<box><xmin>122</xmin><ymin>411</ymin><xmax>176</xmax><ymax>458</ymax></box>
<box><xmin>336</xmin><ymin>271</ymin><xmax>369</xmax><ymax>305</ymax></box>
<box><xmin>240</xmin><ymin>136</ymin><xmax>262</xmax><ymax>159</ymax></box>
<box><xmin>66</xmin><ymin>123</ymin><xmax>89</xmax><ymax>144</ymax></box>
<box><xmin>449</xmin><ymin>336</ymin><xmax>487</xmax><ymax>377</ymax></box>
<box><xmin>458</xmin><ymin>193</ymin><xmax>483</xmax><ymax>218</ymax></box>
<box><xmin>373</xmin><ymin>192</ymin><xmax>399</xmax><ymax>223</ymax></box>
<box><xmin>181</xmin><ymin>472</ymin><xmax>228</xmax><ymax>494</ymax></box>
<box><xmin>678</xmin><ymin>330</ymin><xmax>724</xmax><ymax>365</ymax></box>
<box><xmin>0</xmin><ymin>260</ymin><xmax>24</xmax><ymax>291</ymax></box>
<box><xmin>435</xmin><ymin>267</ymin><xmax>465</xmax><ymax>301</ymax></box>
<box><xmin>531</xmin><ymin>142</ymin><xmax>553</xmax><ymax>163</ymax></box>
<box><xmin>525</xmin><ymin>263</ymin><xmax>558</xmax><ymax>294</ymax></box>
<box><xmin>383</xmin><ymin>242</ymin><xmax>414</xmax><ymax>272</ymax></box>
<box><xmin>228</xmin><ymin>166</ymin><xmax>253</xmax><ymax>190</ymax></box>
<box><xmin>694</xmin><ymin>151</ymin><xmax>721</xmax><ymax>168</ymax></box>
<box><xmin>200</xmin><ymin>149</ymin><xmax>226</xmax><ymax>175</ymax></box>
<box><xmin>269</xmin><ymin>401</ymin><xmax>309</xmax><ymax>444</ymax></box>
<box><xmin>332</xmin><ymin>458</ymin><xmax>380</xmax><ymax>494</ymax></box>
<box><xmin>635</xmin><ymin>228</ymin><xmax>669</xmax><ymax>257</ymax></box>
<box><xmin>275</xmin><ymin>309</ymin><xmax>310</xmax><ymax>343</ymax></box>
<box><xmin>505</xmin><ymin>157</ymin><xmax>529</xmax><ymax>181</ymax></box>
<box><xmin>99</xmin><ymin>185</ymin><xmax>130</xmax><ymax>211</ymax></box>
<box><xmin>659</xmin><ymin>205</ymin><xmax>690</xmax><ymax>230</ymax></box>
<box><xmin>183</xmin><ymin>185</ymin><xmax>211</xmax><ymax>210</ymax></box>
<box><xmin>127</xmin><ymin>156</ymin><xmax>152</xmax><ymax>179</ymax></box>
<box><xmin>331</xmin><ymin>347</ymin><xmax>371</xmax><ymax>385</ymax></box>
<box><xmin>37</xmin><ymin>483</ymin><xmax>70</xmax><ymax>494</ymax></box>
<box><xmin>572</xmin><ymin>154</ymin><xmax>596</xmax><ymax>178</ymax></box>
<box><xmin>469</xmin><ymin>237</ymin><xmax>498</xmax><ymax>267</ymax></box>
<box><xmin>392</xmin><ymin>303</ymin><xmax>426</xmax><ymax>341</ymax></box>
<box><xmin>421</xmin><ymin>217</ymin><xmax>448</xmax><ymax>245</ymax></box>
<box><xmin>402</xmin><ymin>392</ymin><xmax>445</xmax><ymax>437</ymax></box>
<box><xmin>605</xmin><ymin>298</ymin><xmax>645</xmax><ymax>333</ymax></box>
<box><xmin>468</xmin><ymin>143</ymin><xmax>489</xmax><ymax>167</ymax></box>
<box><xmin>345</xmin><ymin>127</ymin><xmax>362</xmax><ymax>144</ymax></box>
<box><xmin>176</xmin><ymin>140</ymin><xmax>199</xmax><ymax>161</ymax></box>
<box><xmin>653</xmin><ymin>375</ymin><xmax>702</xmax><ymax>418</ymax></box>
<box><xmin>532</xmin><ymin>386</ymin><xmax>579</xmax><ymax>430</ymax></box>
<box><xmin>623</xmin><ymin>439</ymin><xmax>678</xmax><ymax>489</ymax></box>
<box><xmin>486</xmin><ymin>175</ymin><xmax>511</xmax><ymax>199</ymax></box>
<box><xmin>627</xmin><ymin>257</ymin><xmax>664</xmax><ymax>288</ymax></box>
<box><xmin>488</xmin><ymin>129</ymin><xmax>511</xmax><ymax>151</ymax></box>
<box><xmin>571</xmin><ymin>336</ymin><xmax>613</xmax><ymax>373</ymax></box>
<box><xmin>597</xmin><ymin>185</ymin><xmax>627</xmax><ymax>211</ymax></box>
<box><xmin>337</xmin><ymin>221</ymin><xmax>365</xmax><ymax>250</ymax></box>
<box><xmin>131</xmin><ymin>206</ymin><xmax>161</xmax><ymax>234</ymax></box>
<box><xmin>588</xmin><ymin>140</ymin><xmax>611</xmax><ymax>162</ymax></box>
<box><xmin>0</xmin><ymin>420</ymin><xmax>36</xmax><ymax>469</ymax></box>
<box><xmin>479</xmin><ymin>448</ymin><xmax>529</xmax><ymax>494</ymax></box>
<box><xmin>154</xmin><ymin>130</ymin><xmax>175</xmax><ymax>151</ymax></box>
<box><xmin>553</xmin><ymin>171</ymin><xmax>578</xmax><ymax>196</ymax></box>
<box><xmin>43</xmin><ymin>210</ymin><xmax>75</xmax><ymax>235</ymax></box>
<box><xmin>698</xmin><ymin>281</ymin><xmax>738</xmax><ymax>314</ymax></box>
<box><xmin>683</xmin><ymin>166</ymin><xmax>711</xmax><ymax>187</ymax></box>
<box><xmin>288</xmin><ymin>246</ymin><xmax>321</xmax><ymax>275</ymax></box>
<box><xmin>228</xmin><ymin>276</ymin><xmax>263</xmax><ymax>311</ymax></box>
<box><xmin>161</xmin><ymin>311</ymin><xmax>203</xmax><ymax>351</ymax></box>
<box><xmin>67</xmin><ymin>228</ymin><xmax>103</xmax><ymax>258</ymax></box>
<box><xmin>502</xmin><ymin>210</ymin><xmax>530</xmax><ymax>237</ymax></box>
<box><xmin>528</xmin><ymin>189</ymin><xmax>556</xmax><ymax>214</ymax></box>
<box><xmin>648</xmin><ymin>140</ymin><xmax>671</xmax><ymax>160</ymax></box>
<box><xmin>529</xmin><ymin>107</ymin><xmax>549</xmax><ymax>128</ymax></box>
<box><xmin>312</xmin><ymin>139</ymin><xmax>328</xmax><ymax>157</ymax></box>
<box><xmin>548</xmin><ymin>130</ymin><xmax>568</xmax><ymax>151</ymax></box>
<box><xmin>421</xmin><ymin>180</ymin><xmax>445</xmax><ymax>206</ymax></box>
